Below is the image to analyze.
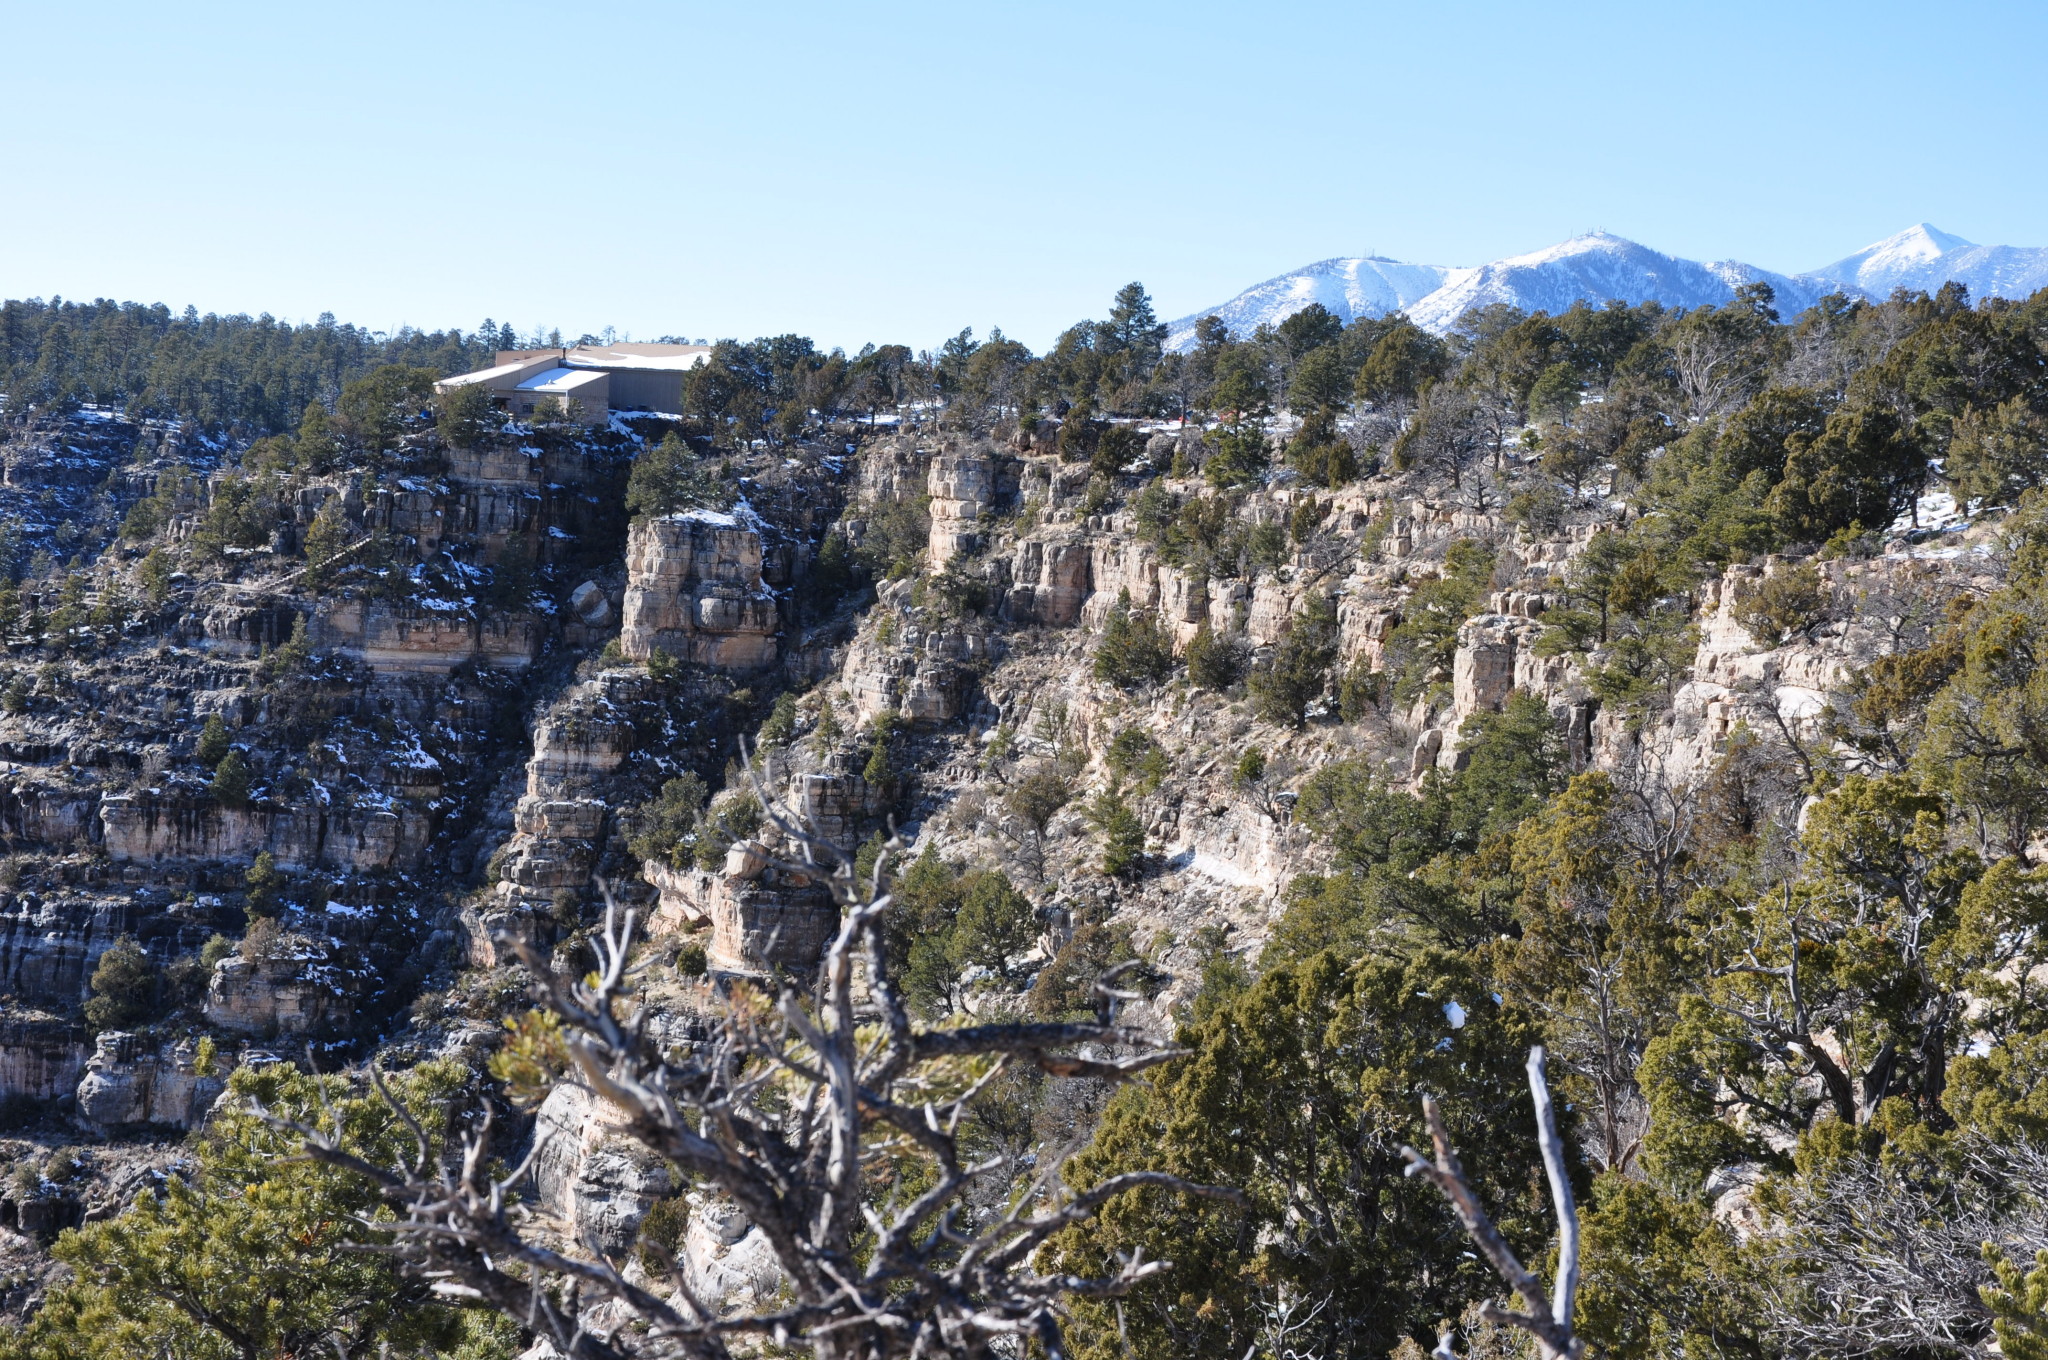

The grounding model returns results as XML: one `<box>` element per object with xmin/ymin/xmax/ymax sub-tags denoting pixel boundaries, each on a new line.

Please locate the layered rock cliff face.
<box><xmin>74</xmin><ymin>1031</ymin><xmax>225</xmax><ymax>1131</ymax></box>
<box><xmin>619</xmin><ymin>513</ymin><xmax>780</xmax><ymax>670</ymax></box>
<box><xmin>0</xmin><ymin>398</ymin><xmax>1991</xmax><ymax>1318</ymax></box>
<box><xmin>453</xmin><ymin>456</ymin><xmax>855</xmax><ymax>976</ymax></box>
<box><xmin>0</xmin><ymin>407</ymin><xmax>858</xmax><ymax>1139</ymax></box>
<box><xmin>716</xmin><ymin>431</ymin><xmax>1988</xmax><ymax>1035</ymax></box>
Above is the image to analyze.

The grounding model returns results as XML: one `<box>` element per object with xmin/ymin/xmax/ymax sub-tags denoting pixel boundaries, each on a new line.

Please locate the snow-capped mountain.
<box><xmin>1401</xmin><ymin>232</ymin><xmax>1824</xmax><ymax>334</ymax></box>
<box><xmin>1802</xmin><ymin>223</ymin><xmax>2048</xmax><ymax>302</ymax></box>
<box><xmin>1170</xmin><ymin>256</ymin><xmax>1451</xmax><ymax>348</ymax></box>
<box><xmin>1167</xmin><ymin>224</ymin><xmax>2048</xmax><ymax>348</ymax></box>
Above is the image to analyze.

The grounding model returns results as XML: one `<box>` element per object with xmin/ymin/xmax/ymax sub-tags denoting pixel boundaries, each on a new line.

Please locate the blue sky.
<box><xmin>2</xmin><ymin>0</ymin><xmax>2043</xmax><ymax>351</ymax></box>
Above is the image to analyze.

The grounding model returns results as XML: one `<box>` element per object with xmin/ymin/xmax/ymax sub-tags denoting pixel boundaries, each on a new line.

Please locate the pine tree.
<box><xmin>1088</xmin><ymin>790</ymin><xmax>1145</xmax><ymax>879</ymax></box>
<box><xmin>295</xmin><ymin>400</ymin><xmax>338</xmax><ymax>473</ymax></box>
<box><xmin>0</xmin><ymin>1063</ymin><xmax>505</xmax><ymax>1359</ymax></box>
<box><xmin>138</xmin><ymin>549</ymin><xmax>174</xmax><ymax>604</ymax></box>
<box><xmin>195</xmin><ymin>713</ymin><xmax>230</xmax><ymax>766</ymax></box>
<box><xmin>300</xmin><ymin>499</ymin><xmax>352</xmax><ymax>588</ymax></box>
<box><xmin>1092</xmin><ymin>589</ymin><xmax>1174</xmax><ymax>689</ymax></box>
<box><xmin>1250</xmin><ymin>593</ymin><xmax>1340</xmax><ymax>726</ymax></box>
<box><xmin>626</xmin><ymin>432</ymin><xmax>733</xmax><ymax>518</ymax></box>
<box><xmin>212</xmin><ymin>750</ymin><xmax>252</xmax><ymax>807</ymax></box>
<box><xmin>1184</xmin><ymin>623</ymin><xmax>1248</xmax><ymax>691</ymax></box>
<box><xmin>950</xmin><ymin>871</ymin><xmax>1037</xmax><ymax>981</ymax></box>
<box><xmin>83</xmin><ymin>935</ymin><xmax>156</xmax><ymax>1033</ymax></box>
<box><xmin>244</xmin><ymin>851</ymin><xmax>286</xmax><ymax>918</ymax></box>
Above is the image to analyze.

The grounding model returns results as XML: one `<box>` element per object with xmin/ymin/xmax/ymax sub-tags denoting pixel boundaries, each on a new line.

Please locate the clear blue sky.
<box><xmin>3</xmin><ymin>0</ymin><xmax>2043</xmax><ymax>352</ymax></box>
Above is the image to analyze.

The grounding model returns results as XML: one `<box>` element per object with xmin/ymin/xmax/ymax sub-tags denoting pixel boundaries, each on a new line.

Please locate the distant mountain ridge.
<box><xmin>1166</xmin><ymin>224</ymin><xmax>2048</xmax><ymax>349</ymax></box>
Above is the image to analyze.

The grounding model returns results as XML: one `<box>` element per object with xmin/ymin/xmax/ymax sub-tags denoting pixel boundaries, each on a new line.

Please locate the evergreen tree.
<box><xmin>1767</xmin><ymin>403</ymin><xmax>1924</xmax><ymax>543</ymax></box>
<box><xmin>212</xmin><ymin>750</ymin><xmax>252</xmax><ymax>807</ymax></box>
<box><xmin>626</xmin><ymin>432</ymin><xmax>735</xmax><ymax>518</ymax></box>
<box><xmin>1275</xmin><ymin>303</ymin><xmax>1344</xmax><ymax>360</ymax></box>
<box><xmin>1049</xmin><ymin>951</ymin><xmax>1546</xmax><ymax>1360</ymax></box>
<box><xmin>1946</xmin><ymin>397</ymin><xmax>2048</xmax><ymax>505</ymax></box>
<box><xmin>1354</xmin><ymin>320</ymin><xmax>1450</xmax><ymax>404</ymax></box>
<box><xmin>244</xmin><ymin>851</ymin><xmax>286</xmax><ymax>918</ymax></box>
<box><xmin>1003</xmin><ymin>766</ymin><xmax>1071</xmax><ymax>882</ymax></box>
<box><xmin>1088</xmin><ymin>790</ymin><xmax>1145</xmax><ymax>879</ymax></box>
<box><xmin>299</xmin><ymin>499</ymin><xmax>352</xmax><ymax>588</ymax></box>
<box><xmin>951</xmin><ymin>871</ymin><xmax>1036</xmax><ymax>981</ymax></box>
<box><xmin>295</xmin><ymin>400</ymin><xmax>339</xmax><ymax>473</ymax></box>
<box><xmin>0</xmin><ymin>1062</ymin><xmax>508</xmax><ymax>1359</ymax></box>
<box><xmin>83</xmin><ymin>935</ymin><xmax>156</xmax><ymax>1033</ymax></box>
<box><xmin>195</xmin><ymin>713</ymin><xmax>230</xmax><ymax>766</ymax></box>
<box><xmin>1092</xmin><ymin>589</ymin><xmax>1175</xmax><ymax>688</ymax></box>
<box><xmin>624</xmin><ymin>774</ymin><xmax>710</xmax><ymax>869</ymax></box>
<box><xmin>435</xmin><ymin>380</ymin><xmax>497</xmax><ymax>449</ymax></box>
<box><xmin>1184</xmin><ymin>623</ymin><xmax>1248</xmax><ymax>691</ymax></box>
<box><xmin>1249</xmin><ymin>592</ymin><xmax>1339</xmax><ymax>726</ymax></box>
<box><xmin>1287</xmin><ymin>345</ymin><xmax>1352</xmax><ymax>412</ymax></box>
<box><xmin>1527</xmin><ymin>361</ymin><xmax>1582</xmax><ymax>424</ymax></box>
<box><xmin>138</xmin><ymin>548</ymin><xmax>174</xmax><ymax>604</ymax></box>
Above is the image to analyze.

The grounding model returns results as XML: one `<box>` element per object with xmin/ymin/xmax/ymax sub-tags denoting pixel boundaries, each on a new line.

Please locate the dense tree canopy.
<box><xmin>0</xmin><ymin>297</ymin><xmax>493</xmax><ymax>432</ymax></box>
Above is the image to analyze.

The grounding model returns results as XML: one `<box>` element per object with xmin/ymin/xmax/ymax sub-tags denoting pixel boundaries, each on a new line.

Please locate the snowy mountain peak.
<box><xmin>1506</xmin><ymin>230</ymin><xmax>1638</xmax><ymax>262</ymax></box>
<box><xmin>1167</xmin><ymin>224</ymin><xmax>2048</xmax><ymax>349</ymax></box>
<box><xmin>1824</xmin><ymin>223</ymin><xmax>1976</xmax><ymax>279</ymax></box>
<box><xmin>1875</xmin><ymin>222</ymin><xmax>1975</xmax><ymax>260</ymax></box>
<box><xmin>1803</xmin><ymin>223</ymin><xmax>2048</xmax><ymax>301</ymax></box>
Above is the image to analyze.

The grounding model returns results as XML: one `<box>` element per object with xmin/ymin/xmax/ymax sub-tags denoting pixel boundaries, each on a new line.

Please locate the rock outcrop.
<box><xmin>532</xmin><ymin>1083</ymin><xmax>675</xmax><ymax>1257</ymax></box>
<box><xmin>620</xmin><ymin>513</ymin><xmax>779</xmax><ymax>670</ymax></box>
<box><xmin>74</xmin><ymin>1031</ymin><xmax>225</xmax><ymax>1130</ymax></box>
<box><xmin>0</xmin><ymin>1018</ymin><xmax>90</xmax><ymax>1103</ymax></box>
<box><xmin>926</xmin><ymin>449</ymin><xmax>997</xmax><ymax>567</ymax></box>
<box><xmin>204</xmin><ymin>937</ymin><xmax>354</xmax><ymax>1036</ymax></box>
<box><xmin>644</xmin><ymin>850</ymin><xmax>838</xmax><ymax>975</ymax></box>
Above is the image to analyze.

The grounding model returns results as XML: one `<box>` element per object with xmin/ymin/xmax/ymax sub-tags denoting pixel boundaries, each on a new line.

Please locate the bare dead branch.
<box><xmin>1403</xmin><ymin>1046</ymin><xmax>1584</xmax><ymax>1360</ymax></box>
<box><xmin>282</xmin><ymin>741</ymin><xmax>1217</xmax><ymax>1360</ymax></box>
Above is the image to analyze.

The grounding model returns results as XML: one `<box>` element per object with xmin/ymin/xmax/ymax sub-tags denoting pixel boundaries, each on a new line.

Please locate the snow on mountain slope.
<box><xmin>1801</xmin><ymin>224</ymin><xmax>2048</xmax><ymax>302</ymax></box>
<box><xmin>1402</xmin><ymin>232</ymin><xmax>1822</xmax><ymax>333</ymax></box>
<box><xmin>1162</xmin><ymin>256</ymin><xmax>1450</xmax><ymax>350</ymax></box>
<box><xmin>1168</xmin><ymin>224</ymin><xmax>2048</xmax><ymax>349</ymax></box>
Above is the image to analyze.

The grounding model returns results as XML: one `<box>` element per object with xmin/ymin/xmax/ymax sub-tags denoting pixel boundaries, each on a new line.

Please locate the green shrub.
<box><xmin>855</xmin><ymin>495</ymin><xmax>931</xmax><ymax>580</ymax></box>
<box><xmin>1249</xmin><ymin>593</ymin><xmax>1339</xmax><ymax>727</ymax></box>
<box><xmin>758</xmin><ymin>693</ymin><xmax>798</xmax><ymax>748</ymax></box>
<box><xmin>244</xmin><ymin>852</ymin><xmax>286</xmax><ymax>917</ymax></box>
<box><xmin>951</xmin><ymin>871</ymin><xmax>1037</xmax><ymax>981</ymax></box>
<box><xmin>1088</xmin><ymin>791</ymin><xmax>1146</xmax><ymax>879</ymax></box>
<box><xmin>211</xmin><ymin>751</ymin><xmax>253</xmax><ymax>807</ymax></box>
<box><xmin>626</xmin><ymin>433</ymin><xmax>737</xmax><ymax>518</ymax></box>
<box><xmin>1204</xmin><ymin>423</ymin><xmax>1269</xmax><ymax>489</ymax></box>
<box><xmin>693</xmin><ymin>792</ymin><xmax>764</xmax><ymax>871</ymax></box>
<box><xmin>1093</xmin><ymin>589</ymin><xmax>1174</xmax><ymax>689</ymax></box>
<box><xmin>1381</xmin><ymin>539</ymin><xmax>1496</xmax><ymax>704</ymax></box>
<box><xmin>1106</xmin><ymin>728</ymin><xmax>1169</xmax><ymax>793</ymax></box>
<box><xmin>84</xmin><ymin>935</ymin><xmax>156</xmax><ymax>1033</ymax></box>
<box><xmin>1734</xmin><ymin>563</ymin><xmax>1834</xmax><ymax>646</ymax></box>
<box><xmin>626</xmin><ymin>774</ymin><xmax>710</xmax><ymax>869</ymax></box>
<box><xmin>1184</xmin><ymin>624</ymin><xmax>1247</xmax><ymax>691</ymax></box>
<box><xmin>637</xmin><ymin>1196</ymin><xmax>692</xmax><ymax>1273</ymax></box>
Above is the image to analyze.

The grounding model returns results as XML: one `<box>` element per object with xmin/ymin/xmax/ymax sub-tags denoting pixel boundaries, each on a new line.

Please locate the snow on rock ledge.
<box><xmin>619</xmin><ymin>514</ymin><xmax>779</xmax><ymax>671</ymax></box>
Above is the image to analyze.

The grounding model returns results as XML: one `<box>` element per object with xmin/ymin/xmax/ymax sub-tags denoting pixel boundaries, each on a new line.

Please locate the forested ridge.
<box><xmin>4</xmin><ymin>271</ymin><xmax>2048</xmax><ymax>1360</ymax></box>
<box><xmin>0</xmin><ymin>297</ymin><xmax>509</xmax><ymax>434</ymax></box>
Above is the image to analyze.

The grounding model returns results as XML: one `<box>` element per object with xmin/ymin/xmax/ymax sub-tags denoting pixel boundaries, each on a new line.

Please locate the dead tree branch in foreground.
<box><xmin>1404</xmin><ymin>1046</ymin><xmax>1583</xmax><ymax>1360</ymax></box>
<box><xmin>283</xmin><ymin>749</ymin><xmax>1239</xmax><ymax>1360</ymax></box>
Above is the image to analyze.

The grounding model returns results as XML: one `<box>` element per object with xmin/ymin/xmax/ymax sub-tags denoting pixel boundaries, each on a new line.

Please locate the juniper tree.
<box><xmin>288</xmin><ymin>771</ymin><xmax>1236</xmax><ymax>1360</ymax></box>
